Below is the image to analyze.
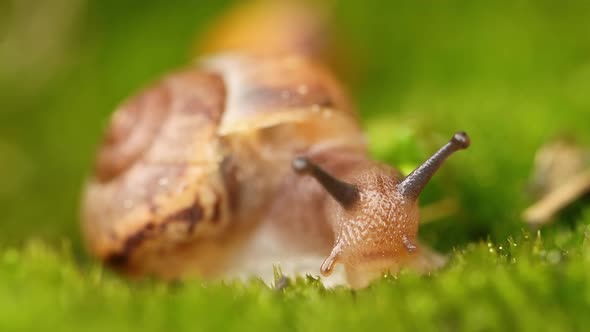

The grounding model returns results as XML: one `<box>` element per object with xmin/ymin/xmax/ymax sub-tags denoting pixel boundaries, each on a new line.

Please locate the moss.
<box><xmin>2</xmin><ymin>217</ymin><xmax>590</xmax><ymax>331</ymax></box>
<box><xmin>2</xmin><ymin>0</ymin><xmax>590</xmax><ymax>330</ymax></box>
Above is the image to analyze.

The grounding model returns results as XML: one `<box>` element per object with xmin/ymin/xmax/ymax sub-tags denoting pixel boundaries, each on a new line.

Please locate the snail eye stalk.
<box><xmin>399</xmin><ymin>131</ymin><xmax>471</xmax><ymax>200</ymax></box>
<box><xmin>292</xmin><ymin>157</ymin><xmax>359</xmax><ymax>208</ymax></box>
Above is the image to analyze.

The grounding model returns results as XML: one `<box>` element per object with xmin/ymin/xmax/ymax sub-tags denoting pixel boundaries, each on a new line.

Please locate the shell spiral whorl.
<box><xmin>95</xmin><ymin>85</ymin><xmax>171</xmax><ymax>182</ymax></box>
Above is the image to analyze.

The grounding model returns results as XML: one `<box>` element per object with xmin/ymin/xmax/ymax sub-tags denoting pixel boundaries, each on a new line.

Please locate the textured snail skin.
<box><xmin>82</xmin><ymin>2</ymin><xmax>462</xmax><ymax>288</ymax></box>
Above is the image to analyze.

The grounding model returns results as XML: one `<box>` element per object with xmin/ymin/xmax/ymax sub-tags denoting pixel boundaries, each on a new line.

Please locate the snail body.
<box><xmin>82</xmin><ymin>2</ymin><xmax>470</xmax><ymax>288</ymax></box>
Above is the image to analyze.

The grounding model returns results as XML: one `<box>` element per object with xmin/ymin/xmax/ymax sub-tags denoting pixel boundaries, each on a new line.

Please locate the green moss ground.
<box><xmin>2</xmin><ymin>0</ymin><xmax>590</xmax><ymax>331</ymax></box>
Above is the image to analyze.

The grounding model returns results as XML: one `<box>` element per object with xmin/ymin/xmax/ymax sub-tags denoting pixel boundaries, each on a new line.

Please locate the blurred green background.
<box><xmin>2</xmin><ymin>0</ymin><xmax>590</xmax><ymax>330</ymax></box>
<box><xmin>2</xmin><ymin>0</ymin><xmax>590</xmax><ymax>250</ymax></box>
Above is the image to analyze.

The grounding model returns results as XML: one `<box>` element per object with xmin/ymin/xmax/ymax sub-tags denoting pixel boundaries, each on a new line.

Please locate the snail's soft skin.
<box><xmin>81</xmin><ymin>1</ymin><xmax>470</xmax><ymax>288</ymax></box>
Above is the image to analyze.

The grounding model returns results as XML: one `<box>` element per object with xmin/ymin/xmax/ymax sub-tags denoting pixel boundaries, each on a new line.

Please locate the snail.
<box><xmin>81</xmin><ymin>0</ymin><xmax>471</xmax><ymax>288</ymax></box>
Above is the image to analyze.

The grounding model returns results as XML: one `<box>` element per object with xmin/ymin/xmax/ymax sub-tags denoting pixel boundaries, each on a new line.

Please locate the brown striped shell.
<box><xmin>81</xmin><ymin>54</ymin><xmax>365</xmax><ymax>278</ymax></box>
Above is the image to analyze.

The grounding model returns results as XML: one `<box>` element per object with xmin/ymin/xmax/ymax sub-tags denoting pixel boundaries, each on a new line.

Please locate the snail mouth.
<box><xmin>344</xmin><ymin>256</ymin><xmax>407</xmax><ymax>289</ymax></box>
<box><xmin>356</xmin><ymin>255</ymin><xmax>400</xmax><ymax>272</ymax></box>
<box><xmin>358</xmin><ymin>246</ymin><xmax>417</xmax><ymax>260</ymax></box>
<box><xmin>347</xmin><ymin>249</ymin><xmax>417</xmax><ymax>273</ymax></box>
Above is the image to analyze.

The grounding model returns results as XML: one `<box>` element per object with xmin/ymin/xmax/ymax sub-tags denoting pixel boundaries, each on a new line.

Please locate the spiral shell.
<box><xmin>82</xmin><ymin>54</ymin><xmax>364</xmax><ymax>277</ymax></box>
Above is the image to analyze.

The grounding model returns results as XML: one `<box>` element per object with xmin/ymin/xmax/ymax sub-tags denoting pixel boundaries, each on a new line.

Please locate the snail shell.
<box><xmin>82</xmin><ymin>54</ymin><xmax>364</xmax><ymax>279</ymax></box>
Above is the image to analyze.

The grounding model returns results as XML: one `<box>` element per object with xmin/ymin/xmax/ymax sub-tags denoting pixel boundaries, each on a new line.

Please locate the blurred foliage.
<box><xmin>1</xmin><ymin>0</ymin><xmax>590</xmax><ymax>330</ymax></box>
